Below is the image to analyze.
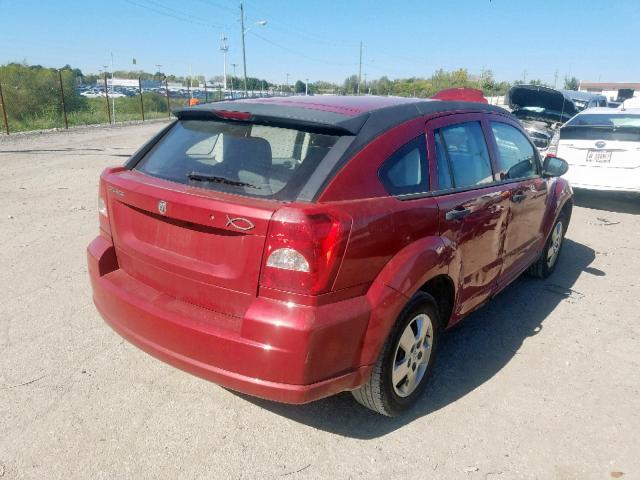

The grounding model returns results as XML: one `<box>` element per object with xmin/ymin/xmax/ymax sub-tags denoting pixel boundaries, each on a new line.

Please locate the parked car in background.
<box><xmin>88</xmin><ymin>96</ymin><xmax>573</xmax><ymax>416</ymax></box>
<box><xmin>618</xmin><ymin>96</ymin><xmax>640</xmax><ymax>109</ymax></box>
<box><xmin>507</xmin><ymin>85</ymin><xmax>579</xmax><ymax>155</ymax></box>
<box><xmin>431</xmin><ymin>87</ymin><xmax>488</xmax><ymax>103</ymax></box>
<box><xmin>552</xmin><ymin>107</ymin><xmax>640</xmax><ymax>194</ymax></box>
<box><xmin>561</xmin><ymin>90</ymin><xmax>608</xmax><ymax>111</ymax></box>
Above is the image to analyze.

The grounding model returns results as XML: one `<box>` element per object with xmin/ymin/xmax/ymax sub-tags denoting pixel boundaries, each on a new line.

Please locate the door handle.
<box><xmin>511</xmin><ymin>193</ymin><xmax>527</xmax><ymax>203</ymax></box>
<box><xmin>445</xmin><ymin>207</ymin><xmax>471</xmax><ymax>221</ymax></box>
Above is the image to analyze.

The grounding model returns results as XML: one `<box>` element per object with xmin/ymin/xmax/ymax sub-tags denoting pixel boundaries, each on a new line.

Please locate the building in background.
<box><xmin>579</xmin><ymin>81</ymin><xmax>640</xmax><ymax>103</ymax></box>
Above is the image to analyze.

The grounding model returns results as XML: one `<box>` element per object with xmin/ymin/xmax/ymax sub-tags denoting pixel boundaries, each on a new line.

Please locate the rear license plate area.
<box><xmin>586</xmin><ymin>150</ymin><xmax>612</xmax><ymax>163</ymax></box>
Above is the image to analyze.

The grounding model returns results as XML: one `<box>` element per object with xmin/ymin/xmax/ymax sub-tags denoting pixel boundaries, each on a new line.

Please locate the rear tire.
<box><xmin>352</xmin><ymin>292</ymin><xmax>441</xmax><ymax>417</ymax></box>
<box><xmin>527</xmin><ymin>212</ymin><xmax>567</xmax><ymax>279</ymax></box>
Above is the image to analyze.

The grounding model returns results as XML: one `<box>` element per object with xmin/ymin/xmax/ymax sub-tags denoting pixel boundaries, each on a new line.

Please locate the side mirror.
<box><xmin>542</xmin><ymin>155</ymin><xmax>569</xmax><ymax>177</ymax></box>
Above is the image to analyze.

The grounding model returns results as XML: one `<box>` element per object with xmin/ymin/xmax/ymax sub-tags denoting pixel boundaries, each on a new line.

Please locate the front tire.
<box><xmin>527</xmin><ymin>212</ymin><xmax>567</xmax><ymax>278</ymax></box>
<box><xmin>351</xmin><ymin>292</ymin><xmax>441</xmax><ymax>416</ymax></box>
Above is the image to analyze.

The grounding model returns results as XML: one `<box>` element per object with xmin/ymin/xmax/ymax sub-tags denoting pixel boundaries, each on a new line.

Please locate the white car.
<box><xmin>551</xmin><ymin>108</ymin><xmax>640</xmax><ymax>194</ymax></box>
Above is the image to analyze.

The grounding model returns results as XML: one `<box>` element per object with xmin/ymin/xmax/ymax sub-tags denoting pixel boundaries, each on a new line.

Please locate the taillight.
<box><xmin>98</xmin><ymin>196</ymin><xmax>107</xmax><ymax>217</ymax></box>
<box><xmin>98</xmin><ymin>177</ymin><xmax>111</xmax><ymax>236</ymax></box>
<box><xmin>547</xmin><ymin>131</ymin><xmax>560</xmax><ymax>157</ymax></box>
<box><xmin>260</xmin><ymin>207</ymin><xmax>352</xmax><ymax>295</ymax></box>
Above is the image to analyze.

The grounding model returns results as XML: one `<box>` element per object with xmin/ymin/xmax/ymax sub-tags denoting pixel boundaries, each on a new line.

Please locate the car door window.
<box><xmin>434</xmin><ymin>132</ymin><xmax>453</xmax><ymax>190</ymax></box>
<box><xmin>379</xmin><ymin>136</ymin><xmax>428</xmax><ymax>195</ymax></box>
<box><xmin>437</xmin><ymin>122</ymin><xmax>494</xmax><ymax>188</ymax></box>
<box><xmin>490</xmin><ymin>122</ymin><xmax>538</xmax><ymax>180</ymax></box>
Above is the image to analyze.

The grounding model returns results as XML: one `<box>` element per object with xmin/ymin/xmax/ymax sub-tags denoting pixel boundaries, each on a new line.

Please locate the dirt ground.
<box><xmin>1</xmin><ymin>122</ymin><xmax>639</xmax><ymax>480</ymax></box>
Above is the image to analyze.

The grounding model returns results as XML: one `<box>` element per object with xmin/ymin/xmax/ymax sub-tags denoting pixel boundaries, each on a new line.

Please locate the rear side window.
<box><xmin>490</xmin><ymin>122</ymin><xmax>538</xmax><ymax>180</ymax></box>
<box><xmin>379</xmin><ymin>136</ymin><xmax>428</xmax><ymax>196</ymax></box>
<box><xmin>135</xmin><ymin>120</ymin><xmax>340</xmax><ymax>200</ymax></box>
<box><xmin>437</xmin><ymin>122</ymin><xmax>494</xmax><ymax>188</ymax></box>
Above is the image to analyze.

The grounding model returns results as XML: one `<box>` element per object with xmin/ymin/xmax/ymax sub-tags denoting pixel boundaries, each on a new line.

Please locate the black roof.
<box><xmin>171</xmin><ymin>97</ymin><xmax>512</xmax><ymax>202</ymax></box>
<box><xmin>174</xmin><ymin>98</ymin><xmax>510</xmax><ymax>137</ymax></box>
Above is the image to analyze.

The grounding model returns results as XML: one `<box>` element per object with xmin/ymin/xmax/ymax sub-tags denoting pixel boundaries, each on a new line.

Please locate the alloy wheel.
<box><xmin>391</xmin><ymin>313</ymin><xmax>434</xmax><ymax>397</ymax></box>
<box><xmin>547</xmin><ymin>220</ymin><xmax>564</xmax><ymax>268</ymax></box>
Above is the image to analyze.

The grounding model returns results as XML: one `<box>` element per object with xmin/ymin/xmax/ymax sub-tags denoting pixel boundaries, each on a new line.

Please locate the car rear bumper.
<box><xmin>565</xmin><ymin>165</ymin><xmax>640</xmax><ymax>193</ymax></box>
<box><xmin>88</xmin><ymin>236</ymin><xmax>380</xmax><ymax>404</ymax></box>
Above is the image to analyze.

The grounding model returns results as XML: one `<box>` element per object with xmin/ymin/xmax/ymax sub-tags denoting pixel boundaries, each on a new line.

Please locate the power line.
<box><xmin>241</xmin><ymin>0</ymin><xmax>358</xmax><ymax>47</ymax></box>
<box><xmin>248</xmin><ymin>31</ymin><xmax>355</xmax><ymax>67</ymax></box>
<box><xmin>124</xmin><ymin>0</ymin><xmax>230</xmax><ymax>30</ymax></box>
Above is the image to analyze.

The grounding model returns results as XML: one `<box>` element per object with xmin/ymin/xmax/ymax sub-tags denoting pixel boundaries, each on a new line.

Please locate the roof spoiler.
<box><xmin>173</xmin><ymin>103</ymin><xmax>367</xmax><ymax>135</ymax></box>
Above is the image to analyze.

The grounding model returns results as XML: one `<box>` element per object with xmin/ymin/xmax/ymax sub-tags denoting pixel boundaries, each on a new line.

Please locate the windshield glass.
<box><xmin>565</xmin><ymin>113</ymin><xmax>640</xmax><ymax>127</ymax></box>
<box><xmin>135</xmin><ymin>120</ymin><xmax>341</xmax><ymax>200</ymax></box>
<box><xmin>572</xmin><ymin>99</ymin><xmax>589</xmax><ymax>111</ymax></box>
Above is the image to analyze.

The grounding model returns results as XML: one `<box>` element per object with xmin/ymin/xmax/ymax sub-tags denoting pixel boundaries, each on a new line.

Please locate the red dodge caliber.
<box><xmin>88</xmin><ymin>96</ymin><xmax>573</xmax><ymax>416</ymax></box>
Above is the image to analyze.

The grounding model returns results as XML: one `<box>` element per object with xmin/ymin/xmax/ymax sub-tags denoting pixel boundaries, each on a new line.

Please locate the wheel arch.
<box><xmin>418</xmin><ymin>274</ymin><xmax>456</xmax><ymax>330</ymax></box>
<box><xmin>358</xmin><ymin>236</ymin><xmax>459</xmax><ymax>366</ymax></box>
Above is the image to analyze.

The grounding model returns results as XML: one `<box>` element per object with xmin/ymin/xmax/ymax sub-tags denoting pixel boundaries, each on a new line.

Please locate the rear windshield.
<box><xmin>565</xmin><ymin>113</ymin><xmax>640</xmax><ymax>127</ymax></box>
<box><xmin>135</xmin><ymin>120</ymin><xmax>341</xmax><ymax>200</ymax></box>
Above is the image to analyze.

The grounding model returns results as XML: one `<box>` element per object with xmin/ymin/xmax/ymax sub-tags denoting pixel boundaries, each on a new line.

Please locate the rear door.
<box><xmin>487</xmin><ymin>120</ymin><xmax>548</xmax><ymax>283</ymax></box>
<box><xmin>427</xmin><ymin>114</ymin><xmax>511</xmax><ymax>317</ymax></box>
<box><xmin>103</xmin><ymin>119</ymin><xmax>342</xmax><ymax>318</ymax></box>
<box><xmin>104</xmin><ymin>170</ymin><xmax>276</xmax><ymax>318</ymax></box>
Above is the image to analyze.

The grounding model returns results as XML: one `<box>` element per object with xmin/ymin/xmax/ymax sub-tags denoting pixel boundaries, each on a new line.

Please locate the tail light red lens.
<box><xmin>260</xmin><ymin>207</ymin><xmax>352</xmax><ymax>295</ymax></box>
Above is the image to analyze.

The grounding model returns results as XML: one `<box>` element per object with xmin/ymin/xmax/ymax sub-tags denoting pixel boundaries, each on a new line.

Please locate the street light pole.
<box><xmin>357</xmin><ymin>41</ymin><xmax>362</xmax><ymax>95</ymax></box>
<box><xmin>240</xmin><ymin>3</ymin><xmax>248</xmax><ymax>96</ymax></box>
<box><xmin>239</xmin><ymin>5</ymin><xmax>267</xmax><ymax>98</ymax></box>
<box><xmin>220</xmin><ymin>34</ymin><xmax>228</xmax><ymax>91</ymax></box>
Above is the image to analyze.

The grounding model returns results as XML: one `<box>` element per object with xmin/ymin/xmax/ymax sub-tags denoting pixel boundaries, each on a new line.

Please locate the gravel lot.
<box><xmin>1</xmin><ymin>122</ymin><xmax>639</xmax><ymax>480</ymax></box>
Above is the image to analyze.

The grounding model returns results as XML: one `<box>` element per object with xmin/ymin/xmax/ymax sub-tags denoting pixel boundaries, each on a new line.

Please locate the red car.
<box><xmin>431</xmin><ymin>87</ymin><xmax>488</xmax><ymax>104</ymax></box>
<box><xmin>88</xmin><ymin>96</ymin><xmax>572</xmax><ymax>416</ymax></box>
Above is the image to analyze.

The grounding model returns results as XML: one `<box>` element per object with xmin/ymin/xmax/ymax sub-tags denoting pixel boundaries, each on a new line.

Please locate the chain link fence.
<box><xmin>0</xmin><ymin>66</ymin><xmax>281</xmax><ymax>135</ymax></box>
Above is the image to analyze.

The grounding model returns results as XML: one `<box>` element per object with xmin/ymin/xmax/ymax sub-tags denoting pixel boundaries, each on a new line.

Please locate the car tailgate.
<box><xmin>103</xmin><ymin>169</ymin><xmax>276</xmax><ymax>318</ymax></box>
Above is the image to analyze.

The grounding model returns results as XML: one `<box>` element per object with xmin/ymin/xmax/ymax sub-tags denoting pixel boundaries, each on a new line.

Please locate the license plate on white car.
<box><xmin>586</xmin><ymin>150</ymin><xmax>612</xmax><ymax>163</ymax></box>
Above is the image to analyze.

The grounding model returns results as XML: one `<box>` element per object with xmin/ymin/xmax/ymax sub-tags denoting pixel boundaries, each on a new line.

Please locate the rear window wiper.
<box><xmin>186</xmin><ymin>171</ymin><xmax>261</xmax><ymax>190</ymax></box>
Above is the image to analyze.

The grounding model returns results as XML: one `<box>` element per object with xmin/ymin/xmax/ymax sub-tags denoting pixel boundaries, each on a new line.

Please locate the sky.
<box><xmin>1</xmin><ymin>0</ymin><xmax>639</xmax><ymax>86</ymax></box>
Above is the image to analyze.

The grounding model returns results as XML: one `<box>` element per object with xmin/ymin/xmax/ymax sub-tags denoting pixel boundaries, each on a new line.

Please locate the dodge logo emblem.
<box><xmin>158</xmin><ymin>200</ymin><xmax>167</xmax><ymax>215</ymax></box>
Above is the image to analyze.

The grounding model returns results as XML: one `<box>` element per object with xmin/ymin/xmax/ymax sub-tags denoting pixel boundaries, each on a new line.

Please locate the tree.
<box><xmin>343</xmin><ymin>74</ymin><xmax>359</xmax><ymax>94</ymax></box>
<box><xmin>294</xmin><ymin>80</ymin><xmax>305</xmax><ymax>93</ymax></box>
<box><xmin>564</xmin><ymin>76</ymin><xmax>579</xmax><ymax>90</ymax></box>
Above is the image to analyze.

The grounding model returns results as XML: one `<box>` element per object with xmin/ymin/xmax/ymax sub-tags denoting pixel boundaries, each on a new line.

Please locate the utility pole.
<box><xmin>103</xmin><ymin>71</ymin><xmax>112</xmax><ymax>124</ymax></box>
<box><xmin>364</xmin><ymin>72</ymin><xmax>367</xmax><ymax>95</ymax></box>
<box><xmin>188</xmin><ymin>64</ymin><xmax>192</xmax><ymax>104</ymax></box>
<box><xmin>305</xmin><ymin>78</ymin><xmax>309</xmax><ymax>96</ymax></box>
<box><xmin>220</xmin><ymin>34</ymin><xmax>228</xmax><ymax>91</ymax></box>
<box><xmin>358</xmin><ymin>41</ymin><xmax>362</xmax><ymax>95</ymax></box>
<box><xmin>231</xmin><ymin>63</ymin><xmax>238</xmax><ymax>98</ymax></box>
<box><xmin>286</xmin><ymin>73</ymin><xmax>290</xmax><ymax>94</ymax></box>
<box><xmin>554</xmin><ymin>69</ymin><xmax>558</xmax><ymax>89</ymax></box>
<box><xmin>240</xmin><ymin>3</ymin><xmax>248</xmax><ymax>96</ymax></box>
<box><xmin>0</xmin><ymin>80</ymin><xmax>9</xmax><ymax>135</ymax></box>
<box><xmin>110</xmin><ymin>53</ymin><xmax>115</xmax><ymax>122</ymax></box>
<box><xmin>58</xmin><ymin>69</ymin><xmax>69</xmax><ymax>129</ymax></box>
<box><xmin>164</xmin><ymin>76</ymin><xmax>170</xmax><ymax>118</ymax></box>
<box><xmin>138</xmin><ymin>76</ymin><xmax>145</xmax><ymax>121</ymax></box>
